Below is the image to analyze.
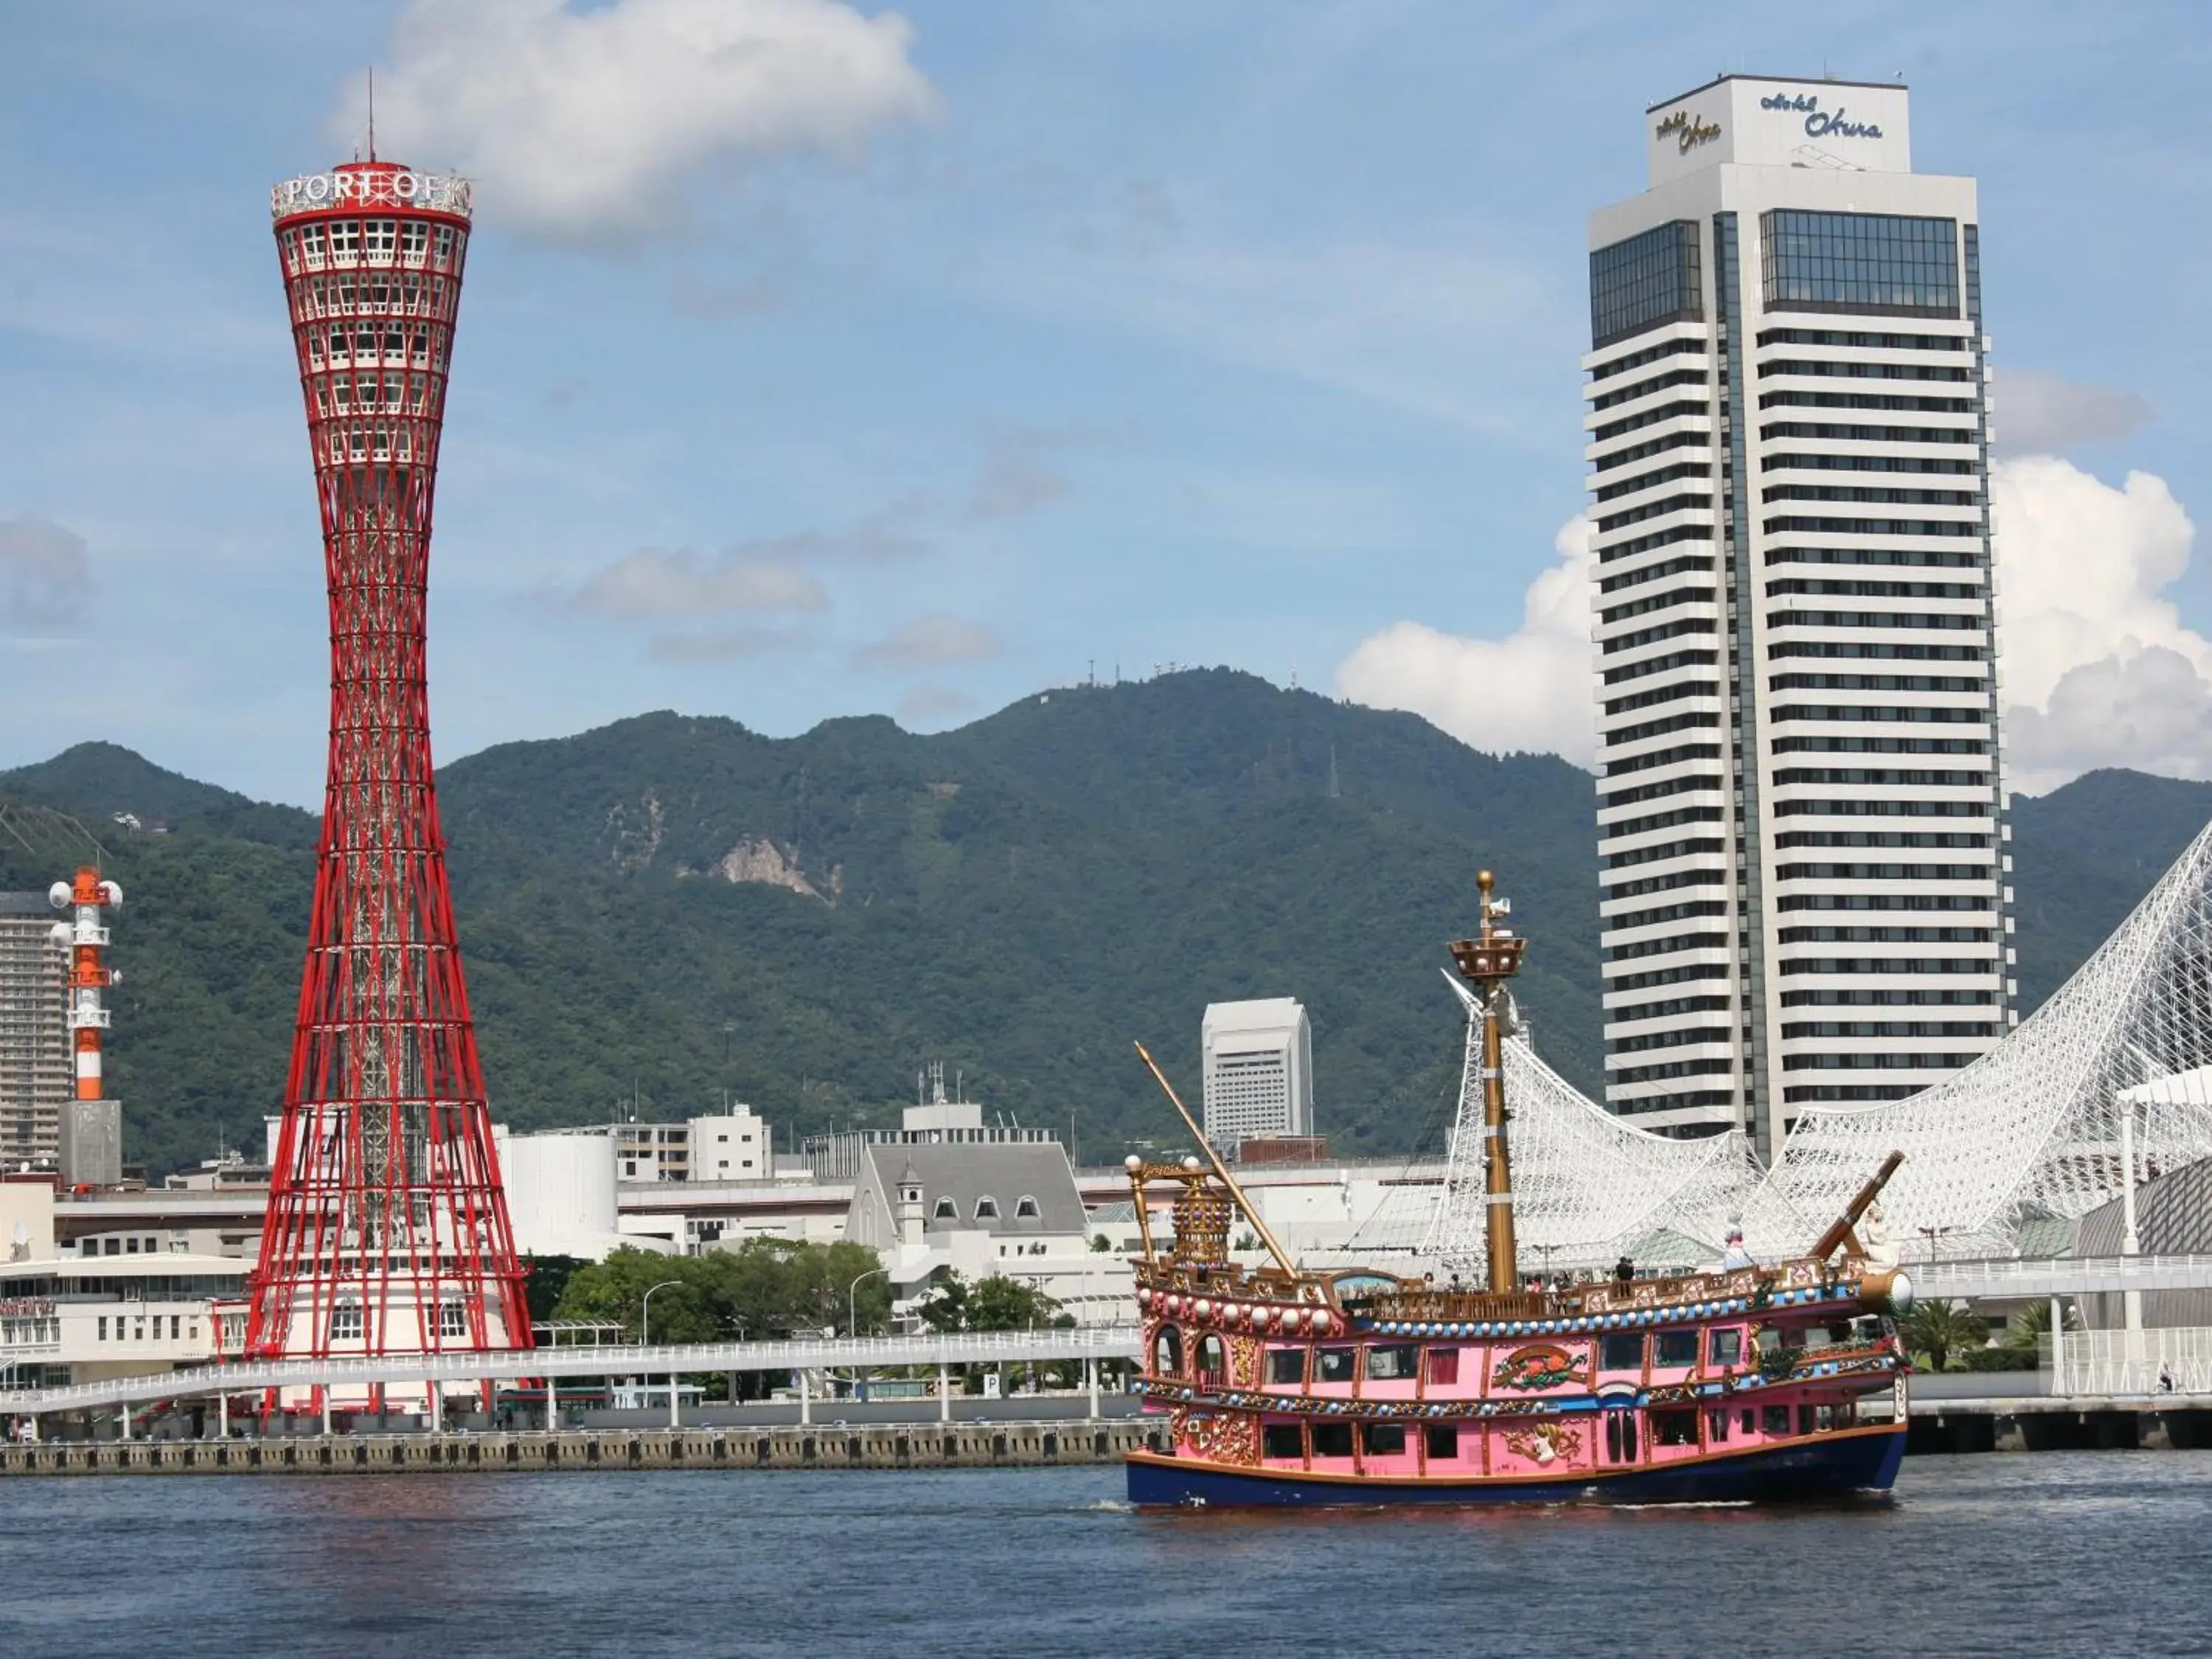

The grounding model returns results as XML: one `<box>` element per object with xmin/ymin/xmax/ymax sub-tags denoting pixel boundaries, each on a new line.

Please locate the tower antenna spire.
<box><xmin>366</xmin><ymin>66</ymin><xmax>376</xmax><ymax>161</ymax></box>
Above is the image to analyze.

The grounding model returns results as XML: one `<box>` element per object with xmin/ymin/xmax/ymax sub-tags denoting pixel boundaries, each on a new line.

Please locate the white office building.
<box><xmin>1201</xmin><ymin>998</ymin><xmax>1315</xmax><ymax>1147</ymax></box>
<box><xmin>1587</xmin><ymin>76</ymin><xmax>2014</xmax><ymax>1158</ymax></box>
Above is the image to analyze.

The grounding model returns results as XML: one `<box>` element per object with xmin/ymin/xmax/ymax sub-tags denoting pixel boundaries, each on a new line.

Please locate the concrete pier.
<box><xmin>0</xmin><ymin>1419</ymin><xmax>1162</xmax><ymax>1478</ymax></box>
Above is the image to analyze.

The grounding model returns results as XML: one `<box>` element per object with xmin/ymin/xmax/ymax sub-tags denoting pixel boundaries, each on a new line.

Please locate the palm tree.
<box><xmin>1899</xmin><ymin>1298</ymin><xmax>1991</xmax><ymax>1371</ymax></box>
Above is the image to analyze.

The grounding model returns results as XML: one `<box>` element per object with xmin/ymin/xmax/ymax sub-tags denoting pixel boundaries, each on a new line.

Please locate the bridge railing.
<box><xmin>2047</xmin><ymin>1326</ymin><xmax>2212</xmax><ymax>1397</ymax></box>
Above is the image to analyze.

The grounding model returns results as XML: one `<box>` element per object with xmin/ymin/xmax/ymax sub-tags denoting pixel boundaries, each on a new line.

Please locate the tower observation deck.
<box><xmin>246</xmin><ymin>159</ymin><xmax>530</xmax><ymax>1394</ymax></box>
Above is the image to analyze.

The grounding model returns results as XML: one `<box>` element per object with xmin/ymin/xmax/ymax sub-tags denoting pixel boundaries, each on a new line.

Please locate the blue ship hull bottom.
<box><xmin>1125</xmin><ymin>1426</ymin><xmax>1905</xmax><ymax>1508</ymax></box>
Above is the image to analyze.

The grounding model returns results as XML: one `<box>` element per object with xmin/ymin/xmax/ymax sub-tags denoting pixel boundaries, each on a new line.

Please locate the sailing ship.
<box><xmin>1122</xmin><ymin>871</ymin><xmax>1916</xmax><ymax>1506</ymax></box>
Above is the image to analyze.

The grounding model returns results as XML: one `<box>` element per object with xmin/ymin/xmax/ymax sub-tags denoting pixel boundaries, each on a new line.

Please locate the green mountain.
<box><xmin>0</xmin><ymin>671</ymin><xmax>2202</xmax><ymax>1178</ymax></box>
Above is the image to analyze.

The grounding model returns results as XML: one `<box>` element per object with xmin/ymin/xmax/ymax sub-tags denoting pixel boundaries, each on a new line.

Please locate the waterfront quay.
<box><xmin>0</xmin><ymin>1417</ymin><xmax>1159</xmax><ymax>1478</ymax></box>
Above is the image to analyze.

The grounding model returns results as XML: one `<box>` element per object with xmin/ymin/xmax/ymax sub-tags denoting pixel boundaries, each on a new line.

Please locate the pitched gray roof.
<box><xmin>860</xmin><ymin>1141</ymin><xmax>1086</xmax><ymax>1237</ymax></box>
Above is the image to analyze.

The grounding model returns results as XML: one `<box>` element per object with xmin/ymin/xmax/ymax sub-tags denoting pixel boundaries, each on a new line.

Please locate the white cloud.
<box><xmin>1992</xmin><ymin>369</ymin><xmax>2150</xmax><ymax>458</ymax></box>
<box><xmin>561</xmin><ymin>549</ymin><xmax>829</xmax><ymax>620</ymax></box>
<box><xmin>1335</xmin><ymin>513</ymin><xmax>1595</xmax><ymax>765</ymax></box>
<box><xmin>854</xmin><ymin>612</ymin><xmax>999</xmax><ymax>672</ymax></box>
<box><xmin>0</xmin><ymin>517</ymin><xmax>92</xmax><ymax>630</ymax></box>
<box><xmin>1992</xmin><ymin>457</ymin><xmax>2212</xmax><ymax>792</ymax></box>
<box><xmin>364</xmin><ymin>0</ymin><xmax>938</xmax><ymax>241</ymax></box>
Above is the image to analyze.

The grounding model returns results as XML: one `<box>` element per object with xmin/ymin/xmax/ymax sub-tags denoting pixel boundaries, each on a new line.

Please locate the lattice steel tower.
<box><xmin>247</xmin><ymin>159</ymin><xmax>531</xmax><ymax>1377</ymax></box>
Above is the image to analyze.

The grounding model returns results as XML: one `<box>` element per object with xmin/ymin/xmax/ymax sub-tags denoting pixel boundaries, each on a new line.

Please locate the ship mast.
<box><xmin>1447</xmin><ymin>870</ymin><xmax>1527</xmax><ymax>1295</ymax></box>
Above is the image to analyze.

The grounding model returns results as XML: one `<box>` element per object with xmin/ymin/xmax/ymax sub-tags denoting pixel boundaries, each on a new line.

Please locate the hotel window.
<box><xmin>1590</xmin><ymin>220</ymin><xmax>1703</xmax><ymax>349</ymax></box>
<box><xmin>1361</xmin><ymin>1422</ymin><xmax>1406</xmax><ymax>1455</ymax></box>
<box><xmin>1423</xmin><ymin>1424</ymin><xmax>1459</xmax><ymax>1461</ymax></box>
<box><xmin>1262</xmin><ymin>1423</ymin><xmax>1304</xmax><ymax>1460</ymax></box>
<box><xmin>1266</xmin><ymin>1349</ymin><xmax>1305</xmax><ymax>1386</ymax></box>
<box><xmin>1759</xmin><ymin>210</ymin><xmax>1960</xmax><ymax>317</ymax></box>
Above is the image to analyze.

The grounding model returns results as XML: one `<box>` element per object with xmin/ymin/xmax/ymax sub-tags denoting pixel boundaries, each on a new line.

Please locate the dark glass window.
<box><xmin>1361</xmin><ymin>1422</ymin><xmax>1407</xmax><ymax>1455</ymax></box>
<box><xmin>1153</xmin><ymin>1327</ymin><xmax>1182</xmax><ymax>1376</ymax></box>
<box><xmin>1763</xmin><ymin>1405</ymin><xmax>1792</xmax><ymax>1436</ymax></box>
<box><xmin>1310</xmin><ymin>1422</ymin><xmax>1354</xmax><ymax>1458</ymax></box>
<box><xmin>1600</xmin><ymin>1332</ymin><xmax>1646</xmax><ymax>1371</ymax></box>
<box><xmin>1707</xmin><ymin>1408</ymin><xmax>1731</xmax><ymax>1442</ymax></box>
<box><xmin>1710</xmin><ymin>1327</ymin><xmax>1743</xmax><ymax>1367</ymax></box>
<box><xmin>1267</xmin><ymin>1348</ymin><xmax>1306</xmax><ymax>1386</ymax></box>
<box><xmin>1262</xmin><ymin>1423</ymin><xmax>1304</xmax><ymax>1460</ymax></box>
<box><xmin>1366</xmin><ymin>1344</ymin><xmax>1419</xmax><ymax>1381</ymax></box>
<box><xmin>1197</xmin><ymin>1335</ymin><xmax>1226</xmax><ymax>1383</ymax></box>
<box><xmin>1651</xmin><ymin>1409</ymin><xmax>1699</xmax><ymax>1447</ymax></box>
<box><xmin>1799</xmin><ymin>1403</ymin><xmax>1820</xmax><ymax>1436</ymax></box>
<box><xmin>1760</xmin><ymin>211</ymin><xmax>1959</xmax><ymax>317</ymax></box>
<box><xmin>1424</xmin><ymin>1424</ymin><xmax>1460</xmax><ymax>1460</ymax></box>
<box><xmin>1316</xmin><ymin>1347</ymin><xmax>1356</xmax><ymax>1384</ymax></box>
<box><xmin>1654</xmin><ymin>1329</ymin><xmax>1699</xmax><ymax>1368</ymax></box>
<box><xmin>1590</xmin><ymin>220</ymin><xmax>1703</xmax><ymax>348</ymax></box>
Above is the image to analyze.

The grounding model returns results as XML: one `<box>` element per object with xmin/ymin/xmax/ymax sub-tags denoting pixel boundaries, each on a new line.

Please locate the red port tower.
<box><xmin>247</xmin><ymin>157</ymin><xmax>530</xmax><ymax>1391</ymax></box>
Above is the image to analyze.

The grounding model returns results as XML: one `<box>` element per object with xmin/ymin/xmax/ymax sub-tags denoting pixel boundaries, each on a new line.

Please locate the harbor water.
<box><xmin>4</xmin><ymin>1451</ymin><xmax>2209</xmax><ymax>1657</ymax></box>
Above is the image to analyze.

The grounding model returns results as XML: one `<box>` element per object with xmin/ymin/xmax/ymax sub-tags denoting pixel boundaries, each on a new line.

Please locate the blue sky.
<box><xmin>2</xmin><ymin>0</ymin><xmax>2208</xmax><ymax>804</ymax></box>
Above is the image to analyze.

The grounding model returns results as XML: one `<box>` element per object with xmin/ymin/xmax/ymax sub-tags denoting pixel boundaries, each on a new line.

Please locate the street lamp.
<box><xmin>639</xmin><ymin>1278</ymin><xmax>684</xmax><ymax>1426</ymax></box>
<box><xmin>1917</xmin><ymin>1225</ymin><xmax>1953</xmax><ymax>1264</ymax></box>
<box><xmin>848</xmin><ymin>1265</ymin><xmax>888</xmax><ymax>1338</ymax></box>
<box><xmin>640</xmin><ymin>1279</ymin><xmax>684</xmax><ymax>1346</ymax></box>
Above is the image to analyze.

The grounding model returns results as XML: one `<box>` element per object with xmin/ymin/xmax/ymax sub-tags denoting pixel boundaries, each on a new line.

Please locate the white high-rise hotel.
<box><xmin>1588</xmin><ymin>76</ymin><xmax>2015</xmax><ymax>1159</ymax></box>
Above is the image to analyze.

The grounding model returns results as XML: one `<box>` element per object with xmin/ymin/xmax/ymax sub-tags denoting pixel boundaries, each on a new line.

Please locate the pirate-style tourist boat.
<box><xmin>1122</xmin><ymin>871</ymin><xmax>1916</xmax><ymax>1506</ymax></box>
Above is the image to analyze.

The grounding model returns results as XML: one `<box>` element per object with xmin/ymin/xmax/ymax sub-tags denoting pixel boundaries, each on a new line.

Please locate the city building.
<box><xmin>613</xmin><ymin>1105</ymin><xmax>774</xmax><ymax>1183</ymax></box>
<box><xmin>1200</xmin><ymin>999</ymin><xmax>1315</xmax><ymax>1148</ymax></box>
<box><xmin>0</xmin><ymin>894</ymin><xmax>69</xmax><ymax>1169</ymax></box>
<box><xmin>1587</xmin><ymin>75</ymin><xmax>2011</xmax><ymax>1157</ymax></box>
<box><xmin>803</xmin><ymin>1065</ymin><xmax>1057</xmax><ymax>1182</ymax></box>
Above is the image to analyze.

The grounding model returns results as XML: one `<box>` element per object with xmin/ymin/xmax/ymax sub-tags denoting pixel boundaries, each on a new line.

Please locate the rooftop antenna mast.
<box><xmin>366</xmin><ymin>66</ymin><xmax>376</xmax><ymax>162</ymax></box>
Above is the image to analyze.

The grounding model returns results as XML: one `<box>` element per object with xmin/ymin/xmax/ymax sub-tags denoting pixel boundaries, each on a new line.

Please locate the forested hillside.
<box><xmin>0</xmin><ymin>672</ymin><xmax>2201</xmax><ymax>1178</ymax></box>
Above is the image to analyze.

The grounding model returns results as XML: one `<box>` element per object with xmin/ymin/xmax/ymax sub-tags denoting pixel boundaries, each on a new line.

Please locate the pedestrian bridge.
<box><xmin>0</xmin><ymin>1325</ymin><xmax>1147</xmax><ymax>1419</ymax></box>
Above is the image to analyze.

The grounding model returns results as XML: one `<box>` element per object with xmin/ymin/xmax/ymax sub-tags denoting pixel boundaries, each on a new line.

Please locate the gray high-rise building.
<box><xmin>1587</xmin><ymin>76</ymin><xmax>2014</xmax><ymax>1159</ymax></box>
<box><xmin>0</xmin><ymin>893</ymin><xmax>70</xmax><ymax>1167</ymax></box>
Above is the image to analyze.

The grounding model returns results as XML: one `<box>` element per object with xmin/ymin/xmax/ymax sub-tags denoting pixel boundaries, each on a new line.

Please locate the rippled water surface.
<box><xmin>4</xmin><ymin>1452</ymin><xmax>2209</xmax><ymax>1657</ymax></box>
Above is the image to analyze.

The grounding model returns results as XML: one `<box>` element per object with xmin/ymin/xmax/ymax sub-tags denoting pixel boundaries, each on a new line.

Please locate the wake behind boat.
<box><xmin>1122</xmin><ymin>870</ymin><xmax>1915</xmax><ymax>1507</ymax></box>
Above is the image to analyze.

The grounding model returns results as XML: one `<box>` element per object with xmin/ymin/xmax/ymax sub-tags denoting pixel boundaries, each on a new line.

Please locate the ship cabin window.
<box><xmin>1310</xmin><ymin>1423</ymin><xmax>1354</xmax><ymax>1458</ymax></box>
<box><xmin>1650</xmin><ymin>1408</ymin><xmax>1698</xmax><ymax>1447</ymax></box>
<box><xmin>1425</xmin><ymin>1347</ymin><xmax>1460</xmax><ymax>1387</ymax></box>
<box><xmin>1263</xmin><ymin>1424</ymin><xmax>1304</xmax><ymax>1460</ymax></box>
<box><xmin>1709</xmin><ymin>1327</ymin><xmax>1743</xmax><ymax>1368</ymax></box>
<box><xmin>1361</xmin><ymin>1422</ymin><xmax>1405</xmax><ymax>1455</ymax></box>
<box><xmin>1798</xmin><ymin>1403</ymin><xmax>1818</xmax><ymax>1436</ymax></box>
<box><xmin>1197</xmin><ymin>1335</ymin><xmax>1227</xmax><ymax>1383</ymax></box>
<box><xmin>1317</xmin><ymin>1346</ymin><xmax>1357</xmax><ymax>1384</ymax></box>
<box><xmin>1155</xmin><ymin>1326</ymin><xmax>1183</xmax><ymax>1377</ymax></box>
<box><xmin>1366</xmin><ymin>1344</ymin><xmax>1419</xmax><ymax>1382</ymax></box>
<box><xmin>1600</xmin><ymin>1332</ymin><xmax>1646</xmax><ymax>1371</ymax></box>
<box><xmin>1604</xmin><ymin>1411</ymin><xmax>1638</xmax><ymax>1462</ymax></box>
<box><xmin>1423</xmin><ymin>1424</ymin><xmax>1459</xmax><ymax>1461</ymax></box>
<box><xmin>1762</xmin><ymin>1405</ymin><xmax>1792</xmax><ymax>1436</ymax></box>
<box><xmin>1267</xmin><ymin>1349</ymin><xmax>1305</xmax><ymax>1385</ymax></box>
<box><xmin>1707</xmin><ymin>1408</ymin><xmax>1731</xmax><ymax>1442</ymax></box>
<box><xmin>1655</xmin><ymin>1329</ymin><xmax>1698</xmax><ymax>1368</ymax></box>
<box><xmin>1739</xmin><ymin>1408</ymin><xmax>1756</xmax><ymax>1434</ymax></box>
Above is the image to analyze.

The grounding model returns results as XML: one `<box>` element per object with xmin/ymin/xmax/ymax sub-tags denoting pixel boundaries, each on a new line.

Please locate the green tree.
<box><xmin>915</xmin><ymin>1272</ymin><xmax>1074</xmax><ymax>1333</ymax></box>
<box><xmin>522</xmin><ymin>1254</ymin><xmax>588</xmax><ymax>1326</ymax></box>
<box><xmin>1899</xmin><ymin>1298</ymin><xmax>1991</xmax><ymax>1371</ymax></box>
